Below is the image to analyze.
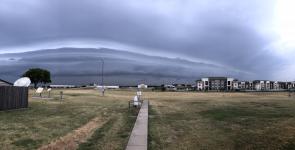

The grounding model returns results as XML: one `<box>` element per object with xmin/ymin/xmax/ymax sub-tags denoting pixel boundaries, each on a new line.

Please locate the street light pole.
<box><xmin>98</xmin><ymin>58</ymin><xmax>105</xmax><ymax>96</ymax></box>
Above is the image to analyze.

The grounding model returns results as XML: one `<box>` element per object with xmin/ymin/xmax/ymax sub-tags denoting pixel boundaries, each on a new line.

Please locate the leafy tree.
<box><xmin>22</xmin><ymin>68</ymin><xmax>52</xmax><ymax>88</ymax></box>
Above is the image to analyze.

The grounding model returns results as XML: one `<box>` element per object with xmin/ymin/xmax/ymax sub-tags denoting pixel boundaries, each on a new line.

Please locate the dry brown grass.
<box><xmin>147</xmin><ymin>91</ymin><xmax>295</xmax><ymax>150</ymax></box>
<box><xmin>1</xmin><ymin>89</ymin><xmax>295</xmax><ymax>150</ymax></box>
<box><xmin>38</xmin><ymin>117</ymin><xmax>105</xmax><ymax>150</ymax></box>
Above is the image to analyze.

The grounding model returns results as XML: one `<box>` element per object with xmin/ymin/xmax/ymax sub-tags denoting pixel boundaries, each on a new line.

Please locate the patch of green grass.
<box><xmin>199</xmin><ymin>106</ymin><xmax>293</xmax><ymax>122</ymax></box>
<box><xmin>78</xmin><ymin>118</ymin><xmax>116</xmax><ymax>150</ymax></box>
<box><xmin>281</xmin><ymin>140</ymin><xmax>295</xmax><ymax>150</ymax></box>
<box><xmin>78</xmin><ymin>108</ymin><xmax>137</xmax><ymax>150</ymax></box>
<box><xmin>147</xmin><ymin>92</ymin><xmax>295</xmax><ymax>150</ymax></box>
<box><xmin>198</xmin><ymin>105</ymin><xmax>295</xmax><ymax>149</ymax></box>
<box><xmin>148</xmin><ymin>105</ymin><xmax>163</xmax><ymax>150</ymax></box>
<box><xmin>149</xmin><ymin>105</ymin><xmax>158</xmax><ymax>116</ymax></box>
<box><xmin>13</xmin><ymin>138</ymin><xmax>42</xmax><ymax>150</ymax></box>
<box><xmin>0</xmin><ymin>89</ymin><xmax>136</xmax><ymax>149</ymax></box>
<box><xmin>117</xmin><ymin>112</ymin><xmax>137</xmax><ymax>139</ymax></box>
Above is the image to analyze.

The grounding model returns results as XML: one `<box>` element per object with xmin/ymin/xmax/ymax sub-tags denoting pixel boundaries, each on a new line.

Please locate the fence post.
<box><xmin>128</xmin><ymin>101</ymin><xmax>130</xmax><ymax>111</ymax></box>
<box><xmin>60</xmin><ymin>91</ymin><xmax>63</xmax><ymax>101</ymax></box>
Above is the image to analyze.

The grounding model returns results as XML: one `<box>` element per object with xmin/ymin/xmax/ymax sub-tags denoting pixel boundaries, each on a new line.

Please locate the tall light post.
<box><xmin>98</xmin><ymin>58</ymin><xmax>105</xmax><ymax>96</ymax></box>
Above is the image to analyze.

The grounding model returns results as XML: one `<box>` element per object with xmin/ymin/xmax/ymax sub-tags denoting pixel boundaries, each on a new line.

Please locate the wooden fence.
<box><xmin>0</xmin><ymin>86</ymin><xmax>28</xmax><ymax>111</ymax></box>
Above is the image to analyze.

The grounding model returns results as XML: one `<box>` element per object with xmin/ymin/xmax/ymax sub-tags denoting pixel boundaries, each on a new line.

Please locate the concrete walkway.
<box><xmin>126</xmin><ymin>100</ymin><xmax>149</xmax><ymax>150</ymax></box>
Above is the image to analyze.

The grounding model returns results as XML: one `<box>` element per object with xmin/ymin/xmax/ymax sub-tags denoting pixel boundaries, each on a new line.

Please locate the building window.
<box><xmin>205</xmin><ymin>81</ymin><xmax>208</xmax><ymax>85</ymax></box>
<box><xmin>227</xmin><ymin>81</ymin><xmax>231</xmax><ymax>85</ymax></box>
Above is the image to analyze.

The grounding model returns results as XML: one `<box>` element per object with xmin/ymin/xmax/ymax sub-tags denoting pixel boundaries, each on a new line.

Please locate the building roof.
<box><xmin>0</xmin><ymin>79</ymin><xmax>13</xmax><ymax>86</ymax></box>
<box><xmin>207</xmin><ymin>77</ymin><xmax>228</xmax><ymax>80</ymax></box>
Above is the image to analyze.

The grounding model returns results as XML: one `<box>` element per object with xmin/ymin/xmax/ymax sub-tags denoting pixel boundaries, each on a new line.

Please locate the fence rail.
<box><xmin>0</xmin><ymin>86</ymin><xmax>28</xmax><ymax>111</ymax></box>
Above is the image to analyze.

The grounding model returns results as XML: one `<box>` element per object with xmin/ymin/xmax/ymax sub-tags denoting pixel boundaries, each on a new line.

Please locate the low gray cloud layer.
<box><xmin>0</xmin><ymin>0</ymin><xmax>294</xmax><ymax>84</ymax></box>
<box><xmin>0</xmin><ymin>48</ymin><xmax>251</xmax><ymax>85</ymax></box>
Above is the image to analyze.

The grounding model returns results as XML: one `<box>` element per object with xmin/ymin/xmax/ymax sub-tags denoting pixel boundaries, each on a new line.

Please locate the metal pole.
<box><xmin>102</xmin><ymin>59</ymin><xmax>104</xmax><ymax>87</ymax></box>
<box><xmin>98</xmin><ymin>58</ymin><xmax>105</xmax><ymax>96</ymax></box>
<box><xmin>102</xmin><ymin>59</ymin><xmax>105</xmax><ymax>96</ymax></box>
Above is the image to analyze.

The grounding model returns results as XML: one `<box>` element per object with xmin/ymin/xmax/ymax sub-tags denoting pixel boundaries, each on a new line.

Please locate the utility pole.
<box><xmin>98</xmin><ymin>58</ymin><xmax>105</xmax><ymax>96</ymax></box>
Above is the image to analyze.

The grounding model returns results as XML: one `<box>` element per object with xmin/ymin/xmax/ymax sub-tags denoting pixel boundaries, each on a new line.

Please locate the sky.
<box><xmin>0</xmin><ymin>0</ymin><xmax>295</xmax><ymax>85</ymax></box>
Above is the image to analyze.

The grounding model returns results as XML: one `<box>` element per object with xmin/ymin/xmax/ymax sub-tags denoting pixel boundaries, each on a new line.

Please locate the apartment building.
<box><xmin>196</xmin><ymin>77</ymin><xmax>295</xmax><ymax>91</ymax></box>
<box><xmin>196</xmin><ymin>77</ymin><xmax>234</xmax><ymax>91</ymax></box>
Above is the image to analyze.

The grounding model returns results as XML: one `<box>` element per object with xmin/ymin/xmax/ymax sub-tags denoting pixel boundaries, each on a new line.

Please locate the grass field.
<box><xmin>1</xmin><ymin>89</ymin><xmax>295</xmax><ymax>150</ymax></box>
<box><xmin>0</xmin><ymin>89</ymin><xmax>137</xmax><ymax>150</ymax></box>
<box><xmin>147</xmin><ymin>92</ymin><xmax>295</xmax><ymax>150</ymax></box>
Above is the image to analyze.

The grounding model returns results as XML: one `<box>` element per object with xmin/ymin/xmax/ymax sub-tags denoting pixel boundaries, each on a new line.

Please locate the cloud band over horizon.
<box><xmin>0</xmin><ymin>0</ymin><xmax>295</xmax><ymax>83</ymax></box>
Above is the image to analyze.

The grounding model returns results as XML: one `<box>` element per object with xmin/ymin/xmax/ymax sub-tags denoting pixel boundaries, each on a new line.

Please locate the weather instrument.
<box><xmin>13</xmin><ymin>77</ymin><xmax>31</xmax><ymax>87</ymax></box>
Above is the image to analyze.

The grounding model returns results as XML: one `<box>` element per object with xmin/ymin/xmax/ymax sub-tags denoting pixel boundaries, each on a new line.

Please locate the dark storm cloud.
<box><xmin>0</xmin><ymin>0</ymin><xmax>287</xmax><ymax>83</ymax></box>
<box><xmin>0</xmin><ymin>48</ymin><xmax>248</xmax><ymax>85</ymax></box>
